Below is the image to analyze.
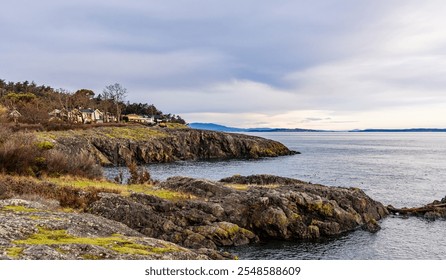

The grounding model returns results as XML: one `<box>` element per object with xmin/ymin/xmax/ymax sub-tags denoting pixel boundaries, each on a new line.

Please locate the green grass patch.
<box><xmin>37</xmin><ymin>130</ymin><xmax>71</xmax><ymax>140</ymax></box>
<box><xmin>55</xmin><ymin>247</ymin><xmax>68</xmax><ymax>255</ymax></box>
<box><xmin>1</xmin><ymin>205</ymin><xmax>39</xmax><ymax>213</ymax></box>
<box><xmin>6</xmin><ymin>247</ymin><xmax>24</xmax><ymax>259</ymax></box>
<box><xmin>28</xmin><ymin>215</ymin><xmax>42</xmax><ymax>220</ymax></box>
<box><xmin>47</xmin><ymin>177</ymin><xmax>125</xmax><ymax>193</ymax></box>
<box><xmin>100</xmin><ymin>126</ymin><xmax>167</xmax><ymax>140</ymax></box>
<box><xmin>59</xmin><ymin>207</ymin><xmax>76</xmax><ymax>213</ymax></box>
<box><xmin>36</xmin><ymin>141</ymin><xmax>54</xmax><ymax>150</ymax></box>
<box><xmin>37</xmin><ymin>126</ymin><xmax>168</xmax><ymax>142</ymax></box>
<box><xmin>127</xmin><ymin>184</ymin><xmax>196</xmax><ymax>201</ymax></box>
<box><xmin>47</xmin><ymin>176</ymin><xmax>194</xmax><ymax>201</ymax></box>
<box><xmin>14</xmin><ymin>227</ymin><xmax>178</xmax><ymax>256</ymax></box>
<box><xmin>82</xmin><ymin>254</ymin><xmax>103</xmax><ymax>260</ymax></box>
<box><xmin>165</xmin><ymin>123</ymin><xmax>189</xmax><ymax>129</ymax></box>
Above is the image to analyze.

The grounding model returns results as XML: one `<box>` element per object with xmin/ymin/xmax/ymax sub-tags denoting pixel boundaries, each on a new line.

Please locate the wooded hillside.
<box><xmin>0</xmin><ymin>79</ymin><xmax>186</xmax><ymax>128</ymax></box>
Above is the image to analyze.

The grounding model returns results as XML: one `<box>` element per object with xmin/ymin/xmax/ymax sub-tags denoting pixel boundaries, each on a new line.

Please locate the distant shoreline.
<box><xmin>350</xmin><ymin>128</ymin><xmax>446</xmax><ymax>132</ymax></box>
<box><xmin>189</xmin><ymin>123</ymin><xmax>446</xmax><ymax>133</ymax></box>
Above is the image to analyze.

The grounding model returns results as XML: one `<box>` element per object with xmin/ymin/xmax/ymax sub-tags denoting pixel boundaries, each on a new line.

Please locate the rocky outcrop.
<box><xmin>88</xmin><ymin>175</ymin><xmax>388</xmax><ymax>252</ymax></box>
<box><xmin>88</xmin><ymin>192</ymin><xmax>259</xmax><ymax>251</ymax></box>
<box><xmin>0</xmin><ymin>199</ymin><xmax>213</xmax><ymax>260</ymax></box>
<box><xmin>45</xmin><ymin>126</ymin><xmax>297</xmax><ymax>166</ymax></box>
<box><xmin>0</xmin><ymin>174</ymin><xmax>389</xmax><ymax>259</ymax></box>
<box><xmin>387</xmin><ymin>196</ymin><xmax>446</xmax><ymax>220</ymax></box>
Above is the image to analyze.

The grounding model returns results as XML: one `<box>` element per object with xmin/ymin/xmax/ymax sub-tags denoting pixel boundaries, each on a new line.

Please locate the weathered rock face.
<box><xmin>47</xmin><ymin>127</ymin><xmax>297</xmax><ymax>166</ymax></box>
<box><xmin>0</xmin><ymin>199</ymin><xmax>212</xmax><ymax>260</ymax></box>
<box><xmin>88</xmin><ymin>192</ymin><xmax>259</xmax><ymax>251</ymax></box>
<box><xmin>88</xmin><ymin>175</ymin><xmax>388</xmax><ymax>252</ymax></box>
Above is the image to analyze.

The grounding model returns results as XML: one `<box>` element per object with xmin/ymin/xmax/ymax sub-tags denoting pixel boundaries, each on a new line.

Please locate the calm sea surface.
<box><xmin>105</xmin><ymin>132</ymin><xmax>446</xmax><ymax>259</ymax></box>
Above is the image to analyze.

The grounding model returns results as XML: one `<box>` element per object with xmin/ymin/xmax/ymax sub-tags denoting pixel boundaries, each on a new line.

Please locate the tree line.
<box><xmin>0</xmin><ymin>79</ymin><xmax>186</xmax><ymax>126</ymax></box>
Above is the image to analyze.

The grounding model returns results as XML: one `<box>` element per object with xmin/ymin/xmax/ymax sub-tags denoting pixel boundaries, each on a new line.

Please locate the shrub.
<box><xmin>45</xmin><ymin>150</ymin><xmax>102</xmax><ymax>179</ymax></box>
<box><xmin>0</xmin><ymin>131</ymin><xmax>102</xmax><ymax>178</ymax></box>
<box><xmin>0</xmin><ymin>105</ymin><xmax>8</xmax><ymax>123</ymax></box>
<box><xmin>0</xmin><ymin>175</ymin><xmax>120</xmax><ymax>210</ymax></box>
<box><xmin>0</xmin><ymin>126</ymin><xmax>11</xmax><ymax>144</ymax></box>
<box><xmin>127</xmin><ymin>160</ymin><xmax>152</xmax><ymax>185</ymax></box>
<box><xmin>0</xmin><ymin>131</ymin><xmax>41</xmax><ymax>176</ymax></box>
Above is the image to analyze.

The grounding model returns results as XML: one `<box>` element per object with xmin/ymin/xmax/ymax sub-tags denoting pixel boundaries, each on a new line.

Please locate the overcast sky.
<box><xmin>2</xmin><ymin>0</ymin><xmax>446</xmax><ymax>129</ymax></box>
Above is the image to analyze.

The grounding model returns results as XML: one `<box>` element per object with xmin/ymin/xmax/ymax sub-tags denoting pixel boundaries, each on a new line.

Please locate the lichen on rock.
<box><xmin>89</xmin><ymin>174</ymin><xmax>388</xmax><ymax>253</ymax></box>
<box><xmin>1</xmin><ymin>173</ymin><xmax>391</xmax><ymax>260</ymax></box>
<box><xmin>0</xmin><ymin>199</ymin><xmax>212</xmax><ymax>260</ymax></box>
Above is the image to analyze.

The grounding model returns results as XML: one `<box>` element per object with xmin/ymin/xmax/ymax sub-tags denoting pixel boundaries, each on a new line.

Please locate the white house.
<box><xmin>80</xmin><ymin>108</ymin><xmax>104</xmax><ymax>124</ymax></box>
<box><xmin>9</xmin><ymin>109</ymin><xmax>21</xmax><ymax>123</ymax></box>
<box><xmin>50</xmin><ymin>108</ymin><xmax>106</xmax><ymax>124</ymax></box>
<box><xmin>125</xmin><ymin>114</ymin><xmax>155</xmax><ymax>124</ymax></box>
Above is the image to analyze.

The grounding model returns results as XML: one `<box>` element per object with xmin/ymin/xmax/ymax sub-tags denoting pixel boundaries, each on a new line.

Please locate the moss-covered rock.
<box><xmin>0</xmin><ymin>199</ymin><xmax>212</xmax><ymax>260</ymax></box>
<box><xmin>193</xmin><ymin>222</ymin><xmax>258</xmax><ymax>247</ymax></box>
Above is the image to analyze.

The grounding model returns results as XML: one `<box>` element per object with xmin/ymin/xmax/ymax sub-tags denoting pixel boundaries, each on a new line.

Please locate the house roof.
<box><xmin>48</xmin><ymin>109</ymin><xmax>61</xmax><ymax>115</ymax></box>
<box><xmin>80</xmin><ymin>109</ymin><xmax>94</xmax><ymax>113</ymax></box>
<box><xmin>9</xmin><ymin>109</ymin><xmax>21</xmax><ymax>116</ymax></box>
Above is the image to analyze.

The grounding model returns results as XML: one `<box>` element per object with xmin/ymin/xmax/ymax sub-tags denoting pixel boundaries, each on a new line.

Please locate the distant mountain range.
<box><xmin>188</xmin><ymin>123</ymin><xmax>325</xmax><ymax>132</ymax></box>
<box><xmin>189</xmin><ymin>123</ymin><xmax>446</xmax><ymax>133</ymax></box>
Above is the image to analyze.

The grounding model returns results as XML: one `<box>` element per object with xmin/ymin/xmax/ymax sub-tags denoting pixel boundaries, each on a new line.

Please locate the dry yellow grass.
<box><xmin>46</xmin><ymin>176</ymin><xmax>195</xmax><ymax>201</ymax></box>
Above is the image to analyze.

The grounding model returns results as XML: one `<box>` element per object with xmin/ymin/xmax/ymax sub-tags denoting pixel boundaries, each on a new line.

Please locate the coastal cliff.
<box><xmin>40</xmin><ymin>126</ymin><xmax>297</xmax><ymax>166</ymax></box>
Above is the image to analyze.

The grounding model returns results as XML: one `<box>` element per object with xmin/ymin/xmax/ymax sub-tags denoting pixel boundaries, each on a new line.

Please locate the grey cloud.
<box><xmin>1</xmin><ymin>0</ymin><xmax>394</xmax><ymax>86</ymax></box>
<box><xmin>2</xmin><ymin>1</ymin><xmax>446</xmax><ymax>129</ymax></box>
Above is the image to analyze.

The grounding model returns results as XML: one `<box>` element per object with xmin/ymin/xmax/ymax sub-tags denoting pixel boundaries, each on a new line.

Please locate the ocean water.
<box><xmin>104</xmin><ymin>132</ymin><xmax>446</xmax><ymax>259</ymax></box>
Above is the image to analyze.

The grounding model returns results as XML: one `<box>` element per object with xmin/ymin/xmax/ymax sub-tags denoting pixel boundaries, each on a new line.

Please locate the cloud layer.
<box><xmin>2</xmin><ymin>0</ymin><xmax>446</xmax><ymax>129</ymax></box>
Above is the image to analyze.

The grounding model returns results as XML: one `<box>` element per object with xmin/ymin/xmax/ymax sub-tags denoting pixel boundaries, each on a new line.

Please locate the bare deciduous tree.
<box><xmin>102</xmin><ymin>83</ymin><xmax>127</xmax><ymax>122</ymax></box>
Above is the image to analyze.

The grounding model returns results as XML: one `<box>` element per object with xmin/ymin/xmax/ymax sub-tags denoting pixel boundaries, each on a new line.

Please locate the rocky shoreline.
<box><xmin>89</xmin><ymin>175</ymin><xmax>388</xmax><ymax>247</ymax></box>
<box><xmin>387</xmin><ymin>197</ymin><xmax>446</xmax><ymax>220</ymax></box>
<box><xmin>1</xmin><ymin>174</ymin><xmax>389</xmax><ymax>260</ymax></box>
<box><xmin>41</xmin><ymin>126</ymin><xmax>298</xmax><ymax>166</ymax></box>
<box><xmin>2</xmin><ymin>127</ymin><xmax>442</xmax><ymax>260</ymax></box>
